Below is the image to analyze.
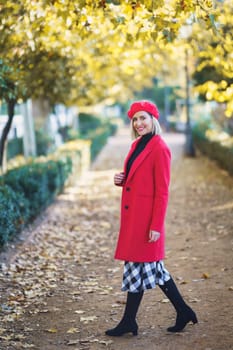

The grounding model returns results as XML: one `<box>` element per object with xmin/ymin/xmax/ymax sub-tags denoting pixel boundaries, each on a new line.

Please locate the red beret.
<box><xmin>127</xmin><ymin>100</ymin><xmax>159</xmax><ymax>119</ymax></box>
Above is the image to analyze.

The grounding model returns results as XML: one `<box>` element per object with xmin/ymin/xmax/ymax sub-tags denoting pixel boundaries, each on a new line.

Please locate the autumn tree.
<box><xmin>191</xmin><ymin>0</ymin><xmax>233</xmax><ymax>119</ymax></box>
<box><xmin>0</xmin><ymin>0</ymin><xmax>219</xmax><ymax>169</ymax></box>
<box><xmin>0</xmin><ymin>0</ymin><xmax>76</xmax><ymax>169</ymax></box>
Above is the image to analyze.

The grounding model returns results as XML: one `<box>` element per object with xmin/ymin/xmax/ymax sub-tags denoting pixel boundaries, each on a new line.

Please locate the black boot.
<box><xmin>105</xmin><ymin>291</ymin><xmax>144</xmax><ymax>336</ymax></box>
<box><xmin>159</xmin><ymin>278</ymin><xmax>198</xmax><ymax>332</ymax></box>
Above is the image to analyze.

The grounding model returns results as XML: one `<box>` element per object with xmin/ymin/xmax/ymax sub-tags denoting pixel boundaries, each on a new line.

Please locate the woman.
<box><xmin>105</xmin><ymin>100</ymin><xmax>197</xmax><ymax>337</ymax></box>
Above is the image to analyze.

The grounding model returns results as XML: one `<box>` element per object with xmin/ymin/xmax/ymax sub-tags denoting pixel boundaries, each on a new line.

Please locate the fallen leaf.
<box><xmin>46</xmin><ymin>328</ymin><xmax>58</xmax><ymax>333</ymax></box>
<box><xmin>3</xmin><ymin>314</ymin><xmax>18</xmax><ymax>322</ymax></box>
<box><xmin>74</xmin><ymin>310</ymin><xmax>85</xmax><ymax>314</ymax></box>
<box><xmin>39</xmin><ymin>309</ymin><xmax>49</xmax><ymax>313</ymax></box>
<box><xmin>0</xmin><ymin>328</ymin><xmax>6</xmax><ymax>335</ymax></box>
<box><xmin>80</xmin><ymin>338</ymin><xmax>91</xmax><ymax>344</ymax></box>
<box><xmin>12</xmin><ymin>333</ymin><xmax>25</xmax><ymax>340</ymax></box>
<box><xmin>179</xmin><ymin>280</ymin><xmax>188</xmax><ymax>284</ymax></box>
<box><xmin>161</xmin><ymin>298</ymin><xmax>169</xmax><ymax>303</ymax></box>
<box><xmin>67</xmin><ymin>327</ymin><xmax>80</xmax><ymax>334</ymax></box>
<box><xmin>115</xmin><ymin>300</ymin><xmax>126</xmax><ymax>305</ymax></box>
<box><xmin>0</xmin><ymin>335</ymin><xmax>13</xmax><ymax>341</ymax></box>
<box><xmin>22</xmin><ymin>344</ymin><xmax>35</xmax><ymax>348</ymax></box>
<box><xmin>90</xmin><ymin>338</ymin><xmax>100</xmax><ymax>343</ymax></box>
<box><xmin>67</xmin><ymin>339</ymin><xmax>79</xmax><ymax>345</ymax></box>
<box><xmin>80</xmin><ymin>315</ymin><xmax>98</xmax><ymax>324</ymax></box>
<box><xmin>202</xmin><ymin>273</ymin><xmax>210</xmax><ymax>279</ymax></box>
<box><xmin>99</xmin><ymin>340</ymin><xmax>113</xmax><ymax>345</ymax></box>
<box><xmin>100</xmin><ymin>221</ymin><xmax>111</xmax><ymax>228</ymax></box>
<box><xmin>111</xmin><ymin>303</ymin><xmax>121</xmax><ymax>308</ymax></box>
<box><xmin>189</xmin><ymin>298</ymin><xmax>201</xmax><ymax>303</ymax></box>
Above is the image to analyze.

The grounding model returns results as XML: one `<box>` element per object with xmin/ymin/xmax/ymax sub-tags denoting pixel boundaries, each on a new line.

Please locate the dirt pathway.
<box><xmin>0</xmin><ymin>127</ymin><xmax>233</xmax><ymax>350</ymax></box>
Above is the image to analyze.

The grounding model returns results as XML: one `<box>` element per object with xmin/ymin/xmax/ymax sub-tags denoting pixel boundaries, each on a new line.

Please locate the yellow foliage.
<box><xmin>0</xmin><ymin>0</ymin><xmax>228</xmax><ymax>110</ymax></box>
<box><xmin>7</xmin><ymin>140</ymin><xmax>91</xmax><ymax>173</ymax></box>
<box><xmin>190</xmin><ymin>0</ymin><xmax>233</xmax><ymax>116</ymax></box>
<box><xmin>205</xmin><ymin>129</ymin><xmax>233</xmax><ymax>148</ymax></box>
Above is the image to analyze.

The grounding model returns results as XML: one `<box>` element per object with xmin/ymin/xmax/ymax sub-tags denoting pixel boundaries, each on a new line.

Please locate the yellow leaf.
<box><xmin>47</xmin><ymin>328</ymin><xmax>58</xmax><ymax>333</ymax></box>
<box><xmin>0</xmin><ymin>328</ymin><xmax>6</xmax><ymax>335</ymax></box>
<box><xmin>202</xmin><ymin>272</ymin><xmax>210</xmax><ymax>279</ymax></box>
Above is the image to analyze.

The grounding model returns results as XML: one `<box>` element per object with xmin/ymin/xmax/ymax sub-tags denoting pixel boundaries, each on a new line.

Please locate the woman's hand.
<box><xmin>114</xmin><ymin>172</ymin><xmax>125</xmax><ymax>186</ymax></box>
<box><xmin>149</xmin><ymin>230</ymin><xmax>160</xmax><ymax>243</ymax></box>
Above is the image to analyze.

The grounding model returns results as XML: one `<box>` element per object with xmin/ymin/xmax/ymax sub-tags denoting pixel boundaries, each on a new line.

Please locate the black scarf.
<box><xmin>125</xmin><ymin>132</ymin><xmax>154</xmax><ymax>179</ymax></box>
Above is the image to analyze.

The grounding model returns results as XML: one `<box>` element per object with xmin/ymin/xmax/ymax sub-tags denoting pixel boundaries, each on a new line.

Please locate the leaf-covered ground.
<box><xmin>0</xmin><ymin>127</ymin><xmax>233</xmax><ymax>350</ymax></box>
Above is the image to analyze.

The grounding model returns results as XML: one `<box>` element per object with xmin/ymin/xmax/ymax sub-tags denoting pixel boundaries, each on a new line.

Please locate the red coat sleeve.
<box><xmin>150</xmin><ymin>143</ymin><xmax>171</xmax><ymax>233</ymax></box>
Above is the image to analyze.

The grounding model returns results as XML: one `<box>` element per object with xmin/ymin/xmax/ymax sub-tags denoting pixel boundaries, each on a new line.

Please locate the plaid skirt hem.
<box><xmin>121</xmin><ymin>260</ymin><xmax>170</xmax><ymax>293</ymax></box>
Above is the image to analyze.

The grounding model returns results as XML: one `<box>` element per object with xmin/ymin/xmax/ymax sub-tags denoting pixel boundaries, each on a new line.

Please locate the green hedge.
<box><xmin>0</xmin><ymin>157</ymin><xmax>72</xmax><ymax>246</ymax></box>
<box><xmin>69</xmin><ymin>114</ymin><xmax>118</xmax><ymax>160</ymax></box>
<box><xmin>81</xmin><ymin>116</ymin><xmax>118</xmax><ymax>160</ymax></box>
<box><xmin>84</xmin><ymin>125</ymin><xmax>114</xmax><ymax>161</ymax></box>
<box><xmin>35</xmin><ymin>129</ymin><xmax>54</xmax><ymax>156</ymax></box>
<box><xmin>0</xmin><ymin>186</ymin><xmax>30</xmax><ymax>245</ymax></box>
<box><xmin>193</xmin><ymin>128</ymin><xmax>233</xmax><ymax>176</ymax></box>
<box><xmin>0</xmin><ymin>115</ymin><xmax>116</xmax><ymax>246</ymax></box>
<box><xmin>7</xmin><ymin>137</ymin><xmax>23</xmax><ymax>159</ymax></box>
<box><xmin>79</xmin><ymin>113</ymin><xmax>102</xmax><ymax>135</ymax></box>
<box><xmin>6</xmin><ymin>131</ymin><xmax>54</xmax><ymax>160</ymax></box>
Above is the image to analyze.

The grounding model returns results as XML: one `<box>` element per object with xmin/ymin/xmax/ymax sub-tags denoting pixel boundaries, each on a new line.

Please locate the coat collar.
<box><xmin>124</xmin><ymin>135</ymin><xmax>160</xmax><ymax>182</ymax></box>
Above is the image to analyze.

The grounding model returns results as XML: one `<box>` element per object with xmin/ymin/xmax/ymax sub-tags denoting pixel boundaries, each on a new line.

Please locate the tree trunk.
<box><xmin>21</xmin><ymin>99</ymin><xmax>37</xmax><ymax>158</ymax></box>
<box><xmin>184</xmin><ymin>49</ymin><xmax>195</xmax><ymax>157</ymax></box>
<box><xmin>0</xmin><ymin>99</ymin><xmax>16</xmax><ymax>173</ymax></box>
<box><xmin>53</xmin><ymin>105</ymin><xmax>65</xmax><ymax>142</ymax></box>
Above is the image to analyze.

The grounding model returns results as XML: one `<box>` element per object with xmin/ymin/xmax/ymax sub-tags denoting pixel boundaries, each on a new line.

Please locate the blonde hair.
<box><xmin>131</xmin><ymin>115</ymin><xmax>162</xmax><ymax>139</ymax></box>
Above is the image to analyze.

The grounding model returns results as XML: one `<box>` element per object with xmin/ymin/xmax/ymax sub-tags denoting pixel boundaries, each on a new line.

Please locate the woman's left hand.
<box><xmin>149</xmin><ymin>230</ymin><xmax>160</xmax><ymax>243</ymax></box>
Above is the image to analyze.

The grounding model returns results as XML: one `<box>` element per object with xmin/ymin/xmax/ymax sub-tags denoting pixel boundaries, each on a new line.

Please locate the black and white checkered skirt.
<box><xmin>121</xmin><ymin>260</ymin><xmax>170</xmax><ymax>293</ymax></box>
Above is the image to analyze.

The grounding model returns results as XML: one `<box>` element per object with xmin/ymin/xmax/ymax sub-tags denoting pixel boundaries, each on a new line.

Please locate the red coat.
<box><xmin>114</xmin><ymin>135</ymin><xmax>171</xmax><ymax>263</ymax></box>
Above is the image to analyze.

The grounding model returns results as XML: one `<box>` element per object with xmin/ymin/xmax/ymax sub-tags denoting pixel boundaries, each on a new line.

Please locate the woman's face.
<box><xmin>132</xmin><ymin>112</ymin><xmax>153</xmax><ymax>136</ymax></box>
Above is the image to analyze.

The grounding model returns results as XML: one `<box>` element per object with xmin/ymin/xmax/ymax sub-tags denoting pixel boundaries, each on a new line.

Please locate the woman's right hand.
<box><xmin>114</xmin><ymin>172</ymin><xmax>125</xmax><ymax>186</ymax></box>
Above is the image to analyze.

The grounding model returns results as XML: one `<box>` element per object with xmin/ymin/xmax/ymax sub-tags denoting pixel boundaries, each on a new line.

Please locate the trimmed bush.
<box><xmin>57</xmin><ymin>139</ymin><xmax>90</xmax><ymax>179</ymax></box>
<box><xmin>86</xmin><ymin>126</ymin><xmax>111</xmax><ymax>161</ymax></box>
<box><xmin>0</xmin><ymin>139</ymin><xmax>90</xmax><ymax>247</ymax></box>
<box><xmin>193</xmin><ymin>127</ymin><xmax>233</xmax><ymax>176</ymax></box>
<box><xmin>0</xmin><ymin>185</ymin><xmax>30</xmax><ymax>245</ymax></box>
<box><xmin>63</xmin><ymin>115</ymin><xmax>118</xmax><ymax>161</ymax></box>
<box><xmin>7</xmin><ymin>137</ymin><xmax>23</xmax><ymax>159</ymax></box>
<box><xmin>0</xmin><ymin>123</ymin><xmax>112</xmax><ymax>246</ymax></box>
<box><xmin>108</xmin><ymin>120</ymin><xmax>118</xmax><ymax>136</ymax></box>
<box><xmin>0</xmin><ymin>157</ymin><xmax>72</xmax><ymax>246</ymax></box>
<box><xmin>35</xmin><ymin>129</ymin><xmax>54</xmax><ymax>156</ymax></box>
<box><xmin>78</xmin><ymin>114</ymin><xmax>118</xmax><ymax>160</ymax></box>
<box><xmin>79</xmin><ymin>113</ymin><xmax>102</xmax><ymax>135</ymax></box>
<box><xmin>56</xmin><ymin>114</ymin><xmax>118</xmax><ymax>161</ymax></box>
<box><xmin>4</xmin><ymin>165</ymin><xmax>49</xmax><ymax>216</ymax></box>
<box><xmin>3</xmin><ymin>158</ymin><xmax>72</xmax><ymax>218</ymax></box>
